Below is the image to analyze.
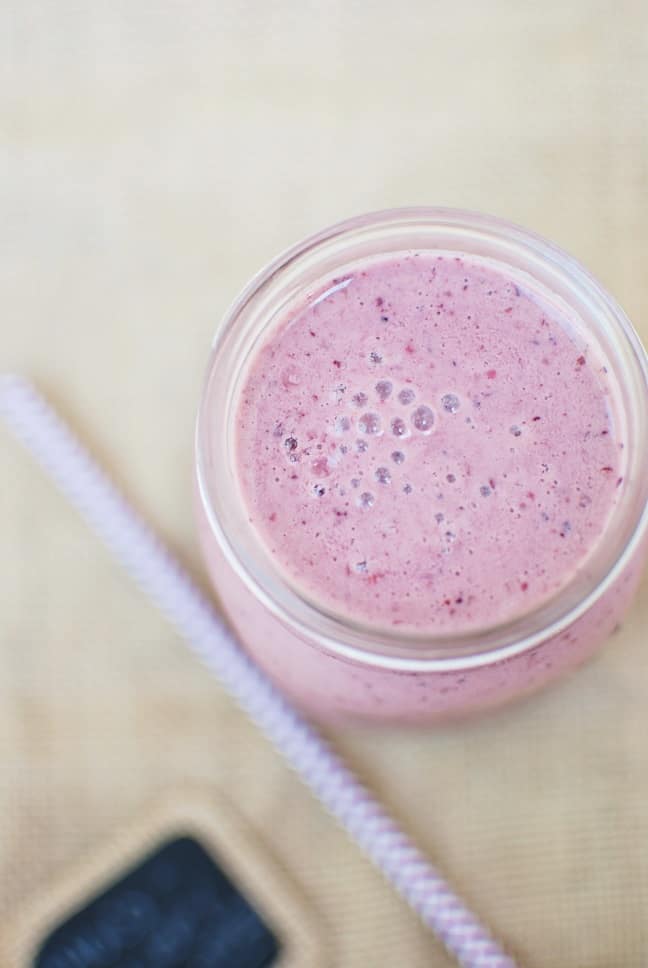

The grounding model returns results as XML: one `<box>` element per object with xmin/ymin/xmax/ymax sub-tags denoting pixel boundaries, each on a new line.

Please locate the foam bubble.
<box><xmin>358</xmin><ymin>412</ymin><xmax>381</xmax><ymax>435</ymax></box>
<box><xmin>391</xmin><ymin>416</ymin><xmax>408</xmax><ymax>438</ymax></box>
<box><xmin>412</xmin><ymin>405</ymin><xmax>435</xmax><ymax>433</ymax></box>
<box><xmin>441</xmin><ymin>393</ymin><xmax>460</xmax><ymax>413</ymax></box>
<box><xmin>281</xmin><ymin>366</ymin><xmax>300</xmax><ymax>388</ymax></box>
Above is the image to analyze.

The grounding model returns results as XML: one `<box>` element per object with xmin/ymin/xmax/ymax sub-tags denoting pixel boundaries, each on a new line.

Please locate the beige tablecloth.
<box><xmin>2</xmin><ymin>3</ymin><xmax>648</xmax><ymax>966</ymax></box>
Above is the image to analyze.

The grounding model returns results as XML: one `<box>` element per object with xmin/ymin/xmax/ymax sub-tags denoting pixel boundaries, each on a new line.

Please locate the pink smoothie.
<box><xmin>235</xmin><ymin>252</ymin><xmax>621</xmax><ymax>636</ymax></box>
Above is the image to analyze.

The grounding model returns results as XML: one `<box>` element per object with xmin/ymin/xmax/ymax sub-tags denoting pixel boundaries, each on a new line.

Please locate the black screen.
<box><xmin>34</xmin><ymin>836</ymin><xmax>281</xmax><ymax>968</ymax></box>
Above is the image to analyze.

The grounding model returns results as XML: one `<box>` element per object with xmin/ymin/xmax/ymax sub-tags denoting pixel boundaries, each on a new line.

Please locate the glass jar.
<box><xmin>195</xmin><ymin>209</ymin><xmax>648</xmax><ymax>723</ymax></box>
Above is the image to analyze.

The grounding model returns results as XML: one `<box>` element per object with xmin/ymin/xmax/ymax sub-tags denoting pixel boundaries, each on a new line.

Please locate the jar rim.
<box><xmin>196</xmin><ymin>207</ymin><xmax>648</xmax><ymax>671</ymax></box>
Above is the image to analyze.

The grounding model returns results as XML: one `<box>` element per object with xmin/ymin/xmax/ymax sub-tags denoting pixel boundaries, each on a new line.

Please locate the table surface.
<box><xmin>2</xmin><ymin>3</ymin><xmax>647</xmax><ymax>966</ymax></box>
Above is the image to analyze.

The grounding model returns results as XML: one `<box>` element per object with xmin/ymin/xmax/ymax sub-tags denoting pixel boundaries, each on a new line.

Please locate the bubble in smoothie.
<box><xmin>282</xmin><ymin>366</ymin><xmax>300</xmax><ymax>388</ymax></box>
<box><xmin>352</xmin><ymin>391</ymin><xmax>368</xmax><ymax>408</ymax></box>
<box><xmin>375</xmin><ymin>380</ymin><xmax>393</xmax><ymax>401</ymax></box>
<box><xmin>398</xmin><ymin>387</ymin><xmax>416</xmax><ymax>406</ymax></box>
<box><xmin>358</xmin><ymin>491</ymin><xmax>375</xmax><ymax>509</ymax></box>
<box><xmin>335</xmin><ymin>416</ymin><xmax>351</xmax><ymax>435</ymax></box>
<box><xmin>391</xmin><ymin>416</ymin><xmax>408</xmax><ymax>438</ymax></box>
<box><xmin>375</xmin><ymin>466</ymin><xmax>392</xmax><ymax>485</ymax></box>
<box><xmin>391</xmin><ymin>450</ymin><xmax>405</xmax><ymax>464</ymax></box>
<box><xmin>441</xmin><ymin>393</ymin><xmax>460</xmax><ymax>413</ymax></box>
<box><xmin>412</xmin><ymin>405</ymin><xmax>435</xmax><ymax>433</ymax></box>
<box><xmin>358</xmin><ymin>412</ymin><xmax>381</xmax><ymax>435</ymax></box>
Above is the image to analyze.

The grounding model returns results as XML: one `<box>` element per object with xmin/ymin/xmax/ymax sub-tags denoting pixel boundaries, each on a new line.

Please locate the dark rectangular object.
<box><xmin>34</xmin><ymin>836</ymin><xmax>281</xmax><ymax>968</ymax></box>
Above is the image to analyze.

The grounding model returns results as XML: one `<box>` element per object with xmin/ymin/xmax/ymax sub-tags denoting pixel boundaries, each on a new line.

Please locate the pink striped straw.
<box><xmin>0</xmin><ymin>374</ymin><xmax>518</xmax><ymax>968</ymax></box>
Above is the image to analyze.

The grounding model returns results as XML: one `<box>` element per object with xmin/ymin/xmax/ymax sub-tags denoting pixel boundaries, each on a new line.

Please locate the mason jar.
<box><xmin>195</xmin><ymin>209</ymin><xmax>648</xmax><ymax>723</ymax></box>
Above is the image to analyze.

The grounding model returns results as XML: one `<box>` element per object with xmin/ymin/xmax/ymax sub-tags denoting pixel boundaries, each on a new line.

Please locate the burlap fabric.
<box><xmin>2</xmin><ymin>4</ymin><xmax>647</xmax><ymax>965</ymax></box>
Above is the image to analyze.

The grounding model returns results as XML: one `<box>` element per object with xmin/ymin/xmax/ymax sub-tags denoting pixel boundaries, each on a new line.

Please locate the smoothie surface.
<box><xmin>234</xmin><ymin>252</ymin><xmax>621</xmax><ymax>633</ymax></box>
